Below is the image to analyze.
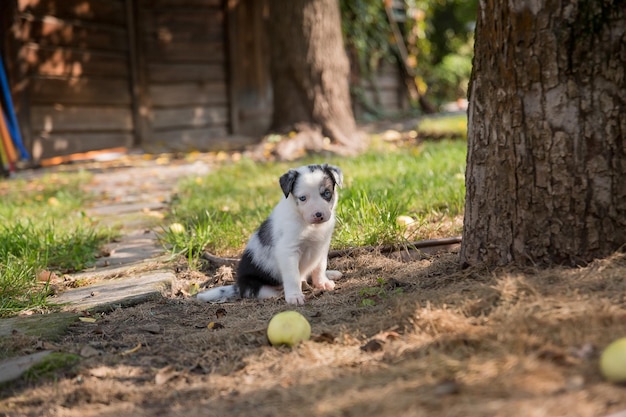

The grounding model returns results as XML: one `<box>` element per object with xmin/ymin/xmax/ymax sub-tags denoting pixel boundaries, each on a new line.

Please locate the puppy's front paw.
<box><xmin>285</xmin><ymin>293</ymin><xmax>306</xmax><ymax>305</ymax></box>
<box><xmin>315</xmin><ymin>278</ymin><xmax>336</xmax><ymax>291</ymax></box>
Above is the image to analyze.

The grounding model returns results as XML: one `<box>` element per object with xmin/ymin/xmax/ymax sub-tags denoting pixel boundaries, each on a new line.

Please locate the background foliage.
<box><xmin>340</xmin><ymin>0</ymin><xmax>477</xmax><ymax>109</ymax></box>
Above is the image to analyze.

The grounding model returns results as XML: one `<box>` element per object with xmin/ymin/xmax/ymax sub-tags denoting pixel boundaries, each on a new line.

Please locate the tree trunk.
<box><xmin>267</xmin><ymin>0</ymin><xmax>363</xmax><ymax>153</ymax></box>
<box><xmin>461</xmin><ymin>1</ymin><xmax>626</xmax><ymax>267</ymax></box>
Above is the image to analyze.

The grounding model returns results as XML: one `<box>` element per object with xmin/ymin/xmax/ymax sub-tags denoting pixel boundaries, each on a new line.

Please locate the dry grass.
<box><xmin>2</xmin><ymin>250</ymin><xmax>626</xmax><ymax>417</ymax></box>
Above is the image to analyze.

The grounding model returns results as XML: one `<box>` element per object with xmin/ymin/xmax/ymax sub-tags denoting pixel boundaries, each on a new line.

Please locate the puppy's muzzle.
<box><xmin>309</xmin><ymin>211</ymin><xmax>329</xmax><ymax>224</ymax></box>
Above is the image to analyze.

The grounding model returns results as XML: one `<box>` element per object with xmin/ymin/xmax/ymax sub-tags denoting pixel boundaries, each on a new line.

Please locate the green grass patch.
<box><xmin>359</xmin><ymin>277</ymin><xmax>404</xmax><ymax>307</ymax></box>
<box><xmin>23</xmin><ymin>352</ymin><xmax>81</xmax><ymax>382</ymax></box>
<box><xmin>0</xmin><ymin>172</ymin><xmax>113</xmax><ymax>317</ymax></box>
<box><xmin>164</xmin><ymin>139</ymin><xmax>467</xmax><ymax>260</ymax></box>
<box><xmin>416</xmin><ymin>113</ymin><xmax>467</xmax><ymax>138</ymax></box>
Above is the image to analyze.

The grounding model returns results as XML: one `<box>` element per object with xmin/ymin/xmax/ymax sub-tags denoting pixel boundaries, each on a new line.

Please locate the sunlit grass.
<box><xmin>0</xmin><ymin>172</ymin><xmax>113</xmax><ymax>316</ymax></box>
<box><xmin>416</xmin><ymin>113</ymin><xmax>467</xmax><ymax>138</ymax></box>
<box><xmin>164</xmin><ymin>139</ymin><xmax>467</xmax><ymax>259</ymax></box>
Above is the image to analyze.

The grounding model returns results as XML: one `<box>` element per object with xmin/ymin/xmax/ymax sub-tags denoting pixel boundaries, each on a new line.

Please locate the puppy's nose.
<box><xmin>315</xmin><ymin>212</ymin><xmax>323</xmax><ymax>218</ymax></box>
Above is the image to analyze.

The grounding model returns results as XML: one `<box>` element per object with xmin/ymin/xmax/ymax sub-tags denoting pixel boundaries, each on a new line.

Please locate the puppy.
<box><xmin>197</xmin><ymin>164</ymin><xmax>343</xmax><ymax>305</ymax></box>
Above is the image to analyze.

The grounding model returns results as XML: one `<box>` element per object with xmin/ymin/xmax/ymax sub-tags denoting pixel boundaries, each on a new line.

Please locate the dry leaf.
<box><xmin>312</xmin><ymin>332</ymin><xmax>336</xmax><ymax>344</ymax></box>
<box><xmin>120</xmin><ymin>343</ymin><xmax>142</xmax><ymax>356</ymax></box>
<box><xmin>207</xmin><ymin>322</ymin><xmax>225</xmax><ymax>330</ymax></box>
<box><xmin>89</xmin><ymin>366</ymin><xmax>111</xmax><ymax>378</ymax></box>
<box><xmin>36</xmin><ymin>270</ymin><xmax>58</xmax><ymax>282</ymax></box>
<box><xmin>155</xmin><ymin>366</ymin><xmax>179</xmax><ymax>385</ymax></box>
<box><xmin>79</xmin><ymin>317</ymin><xmax>97</xmax><ymax>323</ymax></box>
<box><xmin>360</xmin><ymin>339</ymin><xmax>384</xmax><ymax>352</ymax></box>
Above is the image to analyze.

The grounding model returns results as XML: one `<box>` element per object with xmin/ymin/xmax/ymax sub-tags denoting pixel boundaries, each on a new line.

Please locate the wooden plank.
<box><xmin>144</xmin><ymin>127</ymin><xmax>259</xmax><ymax>153</ymax></box>
<box><xmin>149</xmin><ymin>83</ymin><xmax>227</xmax><ymax>107</ymax></box>
<box><xmin>138</xmin><ymin>0</ymin><xmax>222</xmax><ymax>9</ymax></box>
<box><xmin>16</xmin><ymin>17</ymin><xmax>128</xmax><ymax>52</ymax></box>
<box><xmin>18</xmin><ymin>0</ymin><xmax>127</xmax><ymax>26</ymax></box>
<box><xmin>30</xmin><ymin>78</ymin><xmax>132</xmax><ymax>105</ymax></box>
<box><xmin>148</xmin><ymin>126</ymin><xmax>229</xmax><ymax>146</ymax></box>
<box><xmin>125</xmin><ymin>0</ymin><xmax>144</xmax><ymax>147</ymax></box>
<box><xmin>32</xmin><ymin>131</ymin><xmax>133</xmax><ymax>159</ymax></box>
<box><xmin>20</xmin><ymin>44</ymin><xmax>129</xmax><ymax>78</ymax></box>
<box><xmin>146</xmin><ymin>134</ymin><xmax>256</xmax><ymax>152</ymax></box>
<box><xmin>227</xmin><ymin>0</ymin><xmax>273</xmax><ymax>136</ymax></box>
<box><xmin>144</xmin><ymin>40</ymin><xmax>224</xmax><ymax>63</ymax></box>
<box><xmin>151</xmin><ymin>105</ymin><xmax>228</xmax><ymax>129</ymax></box>
<box><xmin>31</xmin><ymin>105</ymin><xmax>133</xmax><ymax>132</ymax></box>
<box><xmin>142</xmin><ymin>26</ymin><xmax>223</xmax><ymax>43</ymax></box>
<box><xmin>148</xmin><ymin>63</ymin><xmax>224</xmax><ymax>83</ymax></box>
<box><xmin>142</xmin><ymin>10</ymin><xmax>223</xmax><ymax>29</ymax></box>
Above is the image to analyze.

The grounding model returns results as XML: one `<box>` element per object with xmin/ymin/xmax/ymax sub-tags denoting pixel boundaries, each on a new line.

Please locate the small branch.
<box><xmin>202</xmin><ymin>236</ymin><xmax>462</xmax><ymax>266</ymax></box>
<box><xmin>201</xmin><ymin>252</ymin><xmax>239</xmax><ymax>267</ymax></box>
<box><xmin>328</xmin><ymin>236</ymin><xmax>462</xmax><ymax>258</ymax></box>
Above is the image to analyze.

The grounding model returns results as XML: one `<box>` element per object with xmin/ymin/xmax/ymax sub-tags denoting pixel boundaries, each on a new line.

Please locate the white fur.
<box><xmin>197</xmin><ymin>164</ymin><xmax>343</xmax><ymax>305</ymax></box>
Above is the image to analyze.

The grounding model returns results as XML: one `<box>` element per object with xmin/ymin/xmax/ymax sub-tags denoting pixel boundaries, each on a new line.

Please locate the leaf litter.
<box><xmin>1</xmin><ymin>250</ymin><xmax>626</xmax><ymax>416</ymax></box>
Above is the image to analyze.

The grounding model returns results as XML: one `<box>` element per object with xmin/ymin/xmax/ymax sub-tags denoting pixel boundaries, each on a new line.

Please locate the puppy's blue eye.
<box><xmin>322</xmin><ymin>190</ymin><xmax>332</xmax><ymax>199</ymax></box>
<box><xmin>298</xmin><ymin>196</ymin><xmax>307</xmax><ymax>202</ymax></box>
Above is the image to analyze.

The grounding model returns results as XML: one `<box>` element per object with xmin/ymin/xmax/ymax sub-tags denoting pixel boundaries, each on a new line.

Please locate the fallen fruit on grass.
<box><xmin>267</xmin><ymin>311</ymin><xmax>311</xmax><ymax>347</ymax></box>
<box><xmin>396</xmin><ymin>215</ymin><xmax>415</xmax><ymax>227</ymax></box>
<box><xmin>599</xmin><ymin>337</ymin><xmax>626</xmax><ymax>383</ymax></box>
<box><xmin>169</xmin><ymin>223</ymin><xmax>185</xmax><ymax>234</ymax></box>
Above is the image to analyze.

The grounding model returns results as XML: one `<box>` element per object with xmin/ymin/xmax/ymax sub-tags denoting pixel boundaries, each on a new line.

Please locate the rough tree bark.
<box><xmin>461</xmin><ymin>1</ymin><xmax>626</xmax><ymax>267</ymax></box>
<box><xmin>267</xmin><ymin>0</ymin><xmax>364</xmax><ymax>155</ymax></box>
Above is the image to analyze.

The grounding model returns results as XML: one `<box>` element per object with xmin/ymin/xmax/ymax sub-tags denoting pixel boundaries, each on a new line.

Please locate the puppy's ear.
<box><xmin>279</xmin><ymin>169</ymin><xmax>299</xmax><ymax>198</ymax></box>
<box><xmin>323</xmin><ymin>165</ymin><xmax>343</xmax><ymax>188</ymax></box>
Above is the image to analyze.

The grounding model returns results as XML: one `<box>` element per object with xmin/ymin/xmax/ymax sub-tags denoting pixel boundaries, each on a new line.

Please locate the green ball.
<box><xmin>267</xmin><ymin>311</ymin><xmax>311</xmax><ymax>347</ymax></box>
<box><xmin>600</xmin><ymin>337</ymin><xmax>626</xmax><ymax>383</ymax></box>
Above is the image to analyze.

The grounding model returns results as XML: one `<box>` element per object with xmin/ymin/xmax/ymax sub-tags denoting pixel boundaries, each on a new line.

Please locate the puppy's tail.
<box><xmin>196</xmin><ymin>285</ymin><xmax>239</xmax><ymax>303</ymax></box>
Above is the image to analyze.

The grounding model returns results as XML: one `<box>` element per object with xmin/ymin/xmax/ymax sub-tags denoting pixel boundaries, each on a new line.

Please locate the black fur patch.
<box><xmin>257</xmin><ymin>218</ymin><xmax>273</xmax><ymax>247</ymax></box>
<box><xmin>323</xmin><ymin>165</ymin><xmax>342</xmax><ymax>188</ymax></box>
<box><xmin>279</xmin><ymin>170</ymin><xmax>299</xmax><ymax>197</ymax></box>
<box><xmin>236</xmin><ymin>249</ymin><xmax>281</xmax><ymax>297</ymax></box>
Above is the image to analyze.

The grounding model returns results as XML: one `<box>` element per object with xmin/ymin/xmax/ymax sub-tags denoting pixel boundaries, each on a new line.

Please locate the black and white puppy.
<box><xmin>197</xmin><ymin>164</ymin><xmax>343</xmax><ymax>305</ymax></box>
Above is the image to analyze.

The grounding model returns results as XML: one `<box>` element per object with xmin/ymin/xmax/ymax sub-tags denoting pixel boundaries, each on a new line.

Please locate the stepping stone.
<box><xmin>49</xmin><ymin>271</ymin><xmax>174</xmax><ymax>313</ymax></box>
<box><xmin>0</xmin><ymin>312</ymin><xmax>79</xmax><ymax>339</ymax></box>
<box><xmin>0</xmin><ymin>351</ymin><xmax>53</xmax><ymax>384</ymax></box>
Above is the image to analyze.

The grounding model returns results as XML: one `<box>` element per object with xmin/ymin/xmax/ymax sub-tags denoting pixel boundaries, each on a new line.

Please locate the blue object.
<box><xmin>0</xmin><ymin>55</ymin><xmax>29</xmax><ymax>160</ymax></box>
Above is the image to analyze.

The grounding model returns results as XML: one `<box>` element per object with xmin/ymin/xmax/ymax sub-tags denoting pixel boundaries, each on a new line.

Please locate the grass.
<box><xmin>0</xmin><ymin>172</ymin><xmax>113</xmax><ymax>316</ymax></box>
<box><xmin>416</xmin><ymin>113</ymin><xmax>467</xmax><ymax>138</ymax></box>
<box><xmin>164</xmin><ymin>138</ymin><xmax>467</xmax><ymax>259</ymax></box>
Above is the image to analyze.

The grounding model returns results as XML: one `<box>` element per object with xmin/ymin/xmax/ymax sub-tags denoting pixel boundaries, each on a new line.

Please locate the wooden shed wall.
<box><xmin>2</xmin><ymin>0</ymin><xmax>408</xmax><ymax>162</ymax></box>
<box><xmin>353</xmin><ymin>60</ymin><xmax>409</xmax><ymax>119</ymax></box>
<box><xmin>8</xmin><ymin>0</ymin><xmax>135</xmax><ymax>161</ymax></box>
<box><xmin>136</xmin><ymin>0</ymin><xmax>233</xmax><ymax>151</ymax></box>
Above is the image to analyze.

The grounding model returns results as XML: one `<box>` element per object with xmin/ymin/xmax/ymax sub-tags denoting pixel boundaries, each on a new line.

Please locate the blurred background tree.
<box><xmin>340</xmin><ymin>0</ymin><xmax>477</xmax><ymax>112</ymax></box>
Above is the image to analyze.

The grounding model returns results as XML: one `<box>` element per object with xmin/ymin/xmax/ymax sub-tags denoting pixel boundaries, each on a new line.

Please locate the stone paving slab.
<box><xmin>95</xmin><ymin>230</ymin><xmax>164</xmax><ymax>268</ymax></box>
<box><xmin>49</xmin><ymin>270</ymin><xmax>175</xmax><ymax>313</ymax></box>
<box><xmin>0</xmin><ymin>351</ymin><xmax>53</xmax><ymax>384</ymax></box>
<box><xmin>0</xmin><ymin>312</ymin><xmax>79</xmax><ymax>339</ymax></box>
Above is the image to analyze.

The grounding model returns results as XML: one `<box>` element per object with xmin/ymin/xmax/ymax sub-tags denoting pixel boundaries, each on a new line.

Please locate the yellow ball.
<box><xmin>600</xmin><ymin>337</ymin><xmax>626</xmax><ymax>383</ymax></box>
<box><xmin>396</xmin><ymin>215</ymin><xmax>415</xmax><ymax>227</ymax></box>
<box><xmin>169</xmin><ymin>223</ymin><xmax>186</xmax><ymax>234</ymax></box>
<box><xmin>267</xmin><ymin>311</ymin><xmax>311</xmax><ymax>347</ymax></box>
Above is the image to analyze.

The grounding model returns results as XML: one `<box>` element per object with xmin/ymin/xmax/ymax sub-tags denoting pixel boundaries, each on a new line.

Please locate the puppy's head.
<box><xmin>279</xmin><ymin>164</ymin><xmax>343</xmax><ymax>224</ymax></box>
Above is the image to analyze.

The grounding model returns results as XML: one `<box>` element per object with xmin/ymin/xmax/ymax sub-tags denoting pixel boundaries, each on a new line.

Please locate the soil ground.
<box><xmin>2</xmin><ymin>249</ymin><xmax>626</xmax><ymax>417</ymax></box>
